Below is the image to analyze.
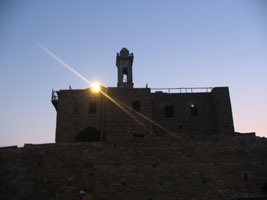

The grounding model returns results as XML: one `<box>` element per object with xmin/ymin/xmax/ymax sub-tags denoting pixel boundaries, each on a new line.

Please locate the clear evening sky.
<box><xmin>0</xmin><ymin>0</ymin><xmax>266</xmax><ymax>147</ymax></box>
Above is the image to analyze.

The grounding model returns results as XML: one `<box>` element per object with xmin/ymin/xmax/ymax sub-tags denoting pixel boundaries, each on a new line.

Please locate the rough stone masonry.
<box><xmin>1</xmin><ymin>135</ymin><xmax>267</xmax><ymax>200</ymax></box>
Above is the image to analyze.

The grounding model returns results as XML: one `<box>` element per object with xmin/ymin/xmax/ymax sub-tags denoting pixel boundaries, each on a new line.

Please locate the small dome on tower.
<box><xmin>121</xmin><ymin>48</ymin><xmax>129</xmax><ymax>52</ymax></box>
<box><xmin>120</xmin><ymin>48</ymin><xmax>129</xmax><ymax>56</ymax></box>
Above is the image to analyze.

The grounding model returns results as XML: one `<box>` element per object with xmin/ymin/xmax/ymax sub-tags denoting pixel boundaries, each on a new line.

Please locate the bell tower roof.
<box><xmin>120</xmin><ymin>48</ymin><xmax>129</xmax><ymax>56</ymax></box>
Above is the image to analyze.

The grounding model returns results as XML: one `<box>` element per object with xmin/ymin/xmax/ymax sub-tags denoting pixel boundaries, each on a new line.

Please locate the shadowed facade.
<box><xmin>52</xmin><ymin>48</ymin><xmax>235</xmax><ymax>143</ymax></box>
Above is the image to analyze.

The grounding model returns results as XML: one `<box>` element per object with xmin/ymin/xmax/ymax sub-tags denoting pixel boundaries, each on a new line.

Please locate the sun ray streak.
<box><xmin>110</xmin><ymin>95</ymin><xmax>170</xmax><ymax>133</ymax></box>
<box><xmin>36</xmin><ymin>41</ymin><xmax>151</xmax><ymax>132</ymax></box>
<box><xmin>36</xmin><ymin>41</ymin><xmax>169</xmax><ymax>135</ymax></box>
<box><xmin>100</xmin><ymin>91</ymin><xmax>153</xmax><ymax>134</ymax></box>
<box><xmin>36</xmin><ymin>41</ymin><xmax>91</xmax><ymax>85</ymax></box>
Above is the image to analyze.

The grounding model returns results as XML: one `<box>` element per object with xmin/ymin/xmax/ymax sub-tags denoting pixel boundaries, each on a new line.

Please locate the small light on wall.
<box><xmin>190</xmin><ymin>104</ymin><xmax>198</xmax><ymax>116</ymax></box>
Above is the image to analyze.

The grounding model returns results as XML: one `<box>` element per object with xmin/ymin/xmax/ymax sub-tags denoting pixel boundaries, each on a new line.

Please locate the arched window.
<box><xmin>75</xmin><ymin>127</ymin><xmax>101</xmax><ymax>142</ymax></box>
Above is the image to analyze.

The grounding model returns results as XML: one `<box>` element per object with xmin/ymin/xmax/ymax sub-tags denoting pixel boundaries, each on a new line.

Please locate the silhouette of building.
<box><xmin>52</xmin><ymin>48</ymin><xmax>235</xmax><ymax>143</ymax></box>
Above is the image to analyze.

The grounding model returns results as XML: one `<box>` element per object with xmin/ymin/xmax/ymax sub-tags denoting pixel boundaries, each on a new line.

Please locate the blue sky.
<box><xmin>0</xmin><ymin>0</ymin><xmax>266</xmax><ymax>146</ymax></box>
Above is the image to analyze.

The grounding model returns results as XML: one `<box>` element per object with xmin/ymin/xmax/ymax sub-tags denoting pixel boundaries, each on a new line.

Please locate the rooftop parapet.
<box><xmin>151</xmin><ymin>87</ymin><xmax>214</xmax><ymax>94</ymax></box>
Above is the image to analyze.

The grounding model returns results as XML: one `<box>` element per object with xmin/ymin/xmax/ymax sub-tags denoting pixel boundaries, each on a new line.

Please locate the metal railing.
<box><xmin>151</xmin><ymin>87</ymin><xmax>213</xmax><ymax>93</ymax></box>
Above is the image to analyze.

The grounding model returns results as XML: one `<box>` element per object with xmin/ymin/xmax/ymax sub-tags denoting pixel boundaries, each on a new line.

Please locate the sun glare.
<box><xmin>91</xmin><ymin>82</ymin><xmax>101</xmax><ymax>93</ymax></box>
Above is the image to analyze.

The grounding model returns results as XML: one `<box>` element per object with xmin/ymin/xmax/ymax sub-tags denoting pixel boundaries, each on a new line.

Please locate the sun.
<box><xmin>91</xmin><ymin>82</ymin><xmax>101</xmax><ymax>93</ymax></box>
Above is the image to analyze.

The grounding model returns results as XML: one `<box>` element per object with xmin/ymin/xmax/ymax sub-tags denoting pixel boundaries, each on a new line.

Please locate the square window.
<box><xmin>89</xmin><ymin>102</ymin><xmax>96</xmax><ymax>114</ymax></box>
<box><xmin>132</xmin><ymin>100</ymin><xmax>141</xmax><ymax>112</ymax></box>
<box><xmin>164</xmin><ymin>105</ymin><xmax>175</xmax><ymax>118</ymax></box>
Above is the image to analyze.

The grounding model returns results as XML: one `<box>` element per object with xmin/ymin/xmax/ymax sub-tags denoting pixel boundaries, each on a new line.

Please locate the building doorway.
<box><xmin>75</xmin><ymin>127</ymin><xmax>101</xmax><ymax>142</ymax></box>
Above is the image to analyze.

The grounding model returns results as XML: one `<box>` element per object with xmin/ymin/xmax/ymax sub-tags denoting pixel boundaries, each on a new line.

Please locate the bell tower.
<box><xmin>116</xmin><ymin>48</ymin><xmax>134</xmax><ymax>88</ymax></box>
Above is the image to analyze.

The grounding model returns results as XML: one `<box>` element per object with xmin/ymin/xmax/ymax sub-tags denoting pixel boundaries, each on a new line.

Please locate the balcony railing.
<box><xmin>151</xmin><ymin>87</ymin><xmax>213</xmax><ymax>93</ymax></box>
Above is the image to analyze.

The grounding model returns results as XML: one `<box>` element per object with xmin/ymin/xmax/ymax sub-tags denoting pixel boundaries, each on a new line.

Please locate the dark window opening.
<box><xmin>88</xmin><ymin>172</ymin><xmax>95</xmax><ymax>177</ymax></box>
<box><xmin>75</xmin><ymin>127</ymin><xmax>101</xmax><ymax>142</ymax></box>
<box><xmin>114</xmin><ymin>163</ymin><xmax>120</xmax><ymax>166</ymax></box>
<box><xmin>123</xmin><ymin>68</ymin><xmax>128</xmax><ymax>74</ymax></box>
<box><xmin>244</xmin><ymin>173</ymin><xmax>248</xmax><ymax>182</ymax></box>
<box><xmin>133</xmin><ymin>133</ymin><xmax>145</xmax><ymax>138</ymax></box>
<box><xmin>89</xmin><ymin>102</ymin><xmax>96</xmax><ymax>114</ymax></box>
<box><xmin>190</xmin><ymin>104</ymin><xmax>198</xmax><ymax>116</ymax></box>
<box><xmin>152</xmin><ymin>164</ymin><xmax>157</xmax><ymax>168</ymax></box>
<box><xmin>202</xmin><ymin>180</ymin><xmax>207</xmax><ymax>185</ymax></box>
<box><xmin>164</xmin><ymin>105</ymin><xmax>175</xmax><ymax>118</ymax></box>
<box><xmin>132</xmin><ymin>100</ymin><xmax>141</xmax><ymax>112</ymax></box>
<box><xmin>263</xmin><ymin>183</ymin><xmax>267</xmax><ymax>193</ymax></box>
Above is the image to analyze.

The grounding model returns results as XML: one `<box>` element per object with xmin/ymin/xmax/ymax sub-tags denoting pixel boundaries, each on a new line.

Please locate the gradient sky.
<box><xmin>0</xmin><ymin>0</ymin><xmax>266</xmax><ymax>147</ymax></box>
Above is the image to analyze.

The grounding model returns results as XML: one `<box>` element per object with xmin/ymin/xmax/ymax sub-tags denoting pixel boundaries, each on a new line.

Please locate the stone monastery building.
<box><xmin>52</xmin><ymin>48</ymin><xmax>235</xmax><ymax>143</ymax></box>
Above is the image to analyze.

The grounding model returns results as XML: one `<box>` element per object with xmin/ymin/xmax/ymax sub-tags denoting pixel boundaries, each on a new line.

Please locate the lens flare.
<box><xmin>37</xmin><ymin>41</ymin><xmax>172</xmax><ymax>136</ymax></box>
<box><xmin>91</xmin><ymin>82</ymin><xmax>100</xmax><ymax>93</ymax></box>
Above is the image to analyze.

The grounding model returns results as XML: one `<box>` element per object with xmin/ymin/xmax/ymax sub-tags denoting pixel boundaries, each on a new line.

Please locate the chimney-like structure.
<box><xmin>116</xmin><ymin>48</ymin><xmax>134</xmax><ymax>88</ymax></box>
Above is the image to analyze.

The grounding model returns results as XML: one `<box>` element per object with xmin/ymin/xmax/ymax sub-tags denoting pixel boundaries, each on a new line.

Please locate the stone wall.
<box><xmin>151</xmin><ymin>87</ymin><xmax>234</xmax><ymax>136</ymax></box>
<box><xmin>55</xmin><ymin>87</ymin><xmax>154</xmax><ymax>143</ymax></box>
<box><xmin>151</xmin><ymin>92</ymin><xmax>215</xmax><ymax>135</ymax></box>
<box><xmin>55</xmin><ymin>89</ymin><xmax>103</xmax><ymax>142</ymax></box>
<box><xmin>211</xmin><ymin>87</ymin><xmax>235</xmax><ymax>135</ymax></box>
<box><xmin>54</xmin><ymin>87</ymin><xmax>234</xmax><ymax>143</ymax></box>
<box><xmin>1</xmin><ymin>135</ymin><xmax>267</xmax><ymax>200</ymax></box>
<box><xmin>104</xmin><ymin>88</ymin><xmax>153</xmax><ymax>141</ymax></box>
